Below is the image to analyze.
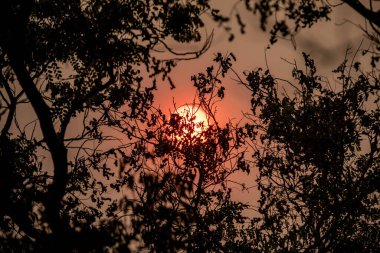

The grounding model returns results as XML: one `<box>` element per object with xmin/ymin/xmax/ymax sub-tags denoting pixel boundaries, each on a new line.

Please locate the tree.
<box><xmin>99</xmin><ymin>55</ymin><xmax>251</xmax><ymax>252</ymax></box>
<box><xmin>0</xmin><ymin>1</ymin><xmax>244</xmax><ymax>252</ymax></box>
<box><xmin>1</xmin><ymin>0</ymin><xmax>380</xmax><ymax>252</ymax></box>
<box><xmin>240</xmin><ymin>0</ymin><xmax>380</xmax><ymax>46</ymax></box>
<box><xmin>240</xmin><ymin>52</ymin><xmax>380</xmax><ymax>252</ymax></box>
<box><xmin>232</xmin><ymin>1</ymin><xmax>380</xmax><ymax>251</ymax></box>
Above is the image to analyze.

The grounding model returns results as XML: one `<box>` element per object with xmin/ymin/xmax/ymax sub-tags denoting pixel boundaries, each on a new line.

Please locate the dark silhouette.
<box><xmin>241</xmin><ymin>52</ymin><xmax>380</xmax><ymax>251</ymax></box>
<box><xmin>234</xmin><ymin>1</ymin><xmax>380</xmax><ymax>251</ymax></box>
<box><xmin>0</xmin><ymin>1</ymin><xmax>230</xmax><ymax>252</ymax></box>
<box><xmin>0</xmin><ymin>1</ymin><xmax>379</xmax><ymax>252</ymax></box>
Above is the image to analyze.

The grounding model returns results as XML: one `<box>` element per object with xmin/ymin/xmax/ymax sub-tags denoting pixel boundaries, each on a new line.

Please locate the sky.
<box><xmin>152</xmin><ymin>1</ymin><xmax>366</xmax><ymax>206</ymax></box>
<box><xmin>6</xmin><ymin>1</ymin><xmax>369</xmax><ymax>211</ymax></box>
<box><xmin>9</xmin><ymin>1</ymin><xmax>365</xmax><ymax>141</ymax></box>
<box><xmin>154</xmin><ymin>1</ymin><xmax>364</xmax><ymax>122</ymax></box>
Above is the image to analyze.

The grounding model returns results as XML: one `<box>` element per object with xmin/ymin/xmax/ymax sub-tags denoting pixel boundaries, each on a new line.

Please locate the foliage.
<box><xmin>246</xmin><ymin>0</ymin><xmax>331</xmax><ymax>44</ymax></box>
<box><xmin>1</xmin><ymin>0</ymin><xmax>380</xmax><ymax>252</ymax></box>
<box><xmin>0</xmin><ymin>1</ymin><xmax>247</xmax><ymax>252</ymax></box>
<box><xmin>238</xmin><ymin>0</ymin><xmax>380</xmax><ymax>48</ymax></box>
<box><xmin>242</xmin><ymin>52</ymin><xmax>380</xmax><ymax>251</ymax></box>
<box><xmin>93</xmin><ymin>55</ymin><xmax>252</xmax><ymax>252</ymax></box>
<box><xmin>0</xmin><ymin>135</ymin><xmax>48</xmax><ymax>252</ymax></box>
<box><xmin>116</xmin><ymin>105</ymin><xmax>250</xmax><ymax>252</ymax></box>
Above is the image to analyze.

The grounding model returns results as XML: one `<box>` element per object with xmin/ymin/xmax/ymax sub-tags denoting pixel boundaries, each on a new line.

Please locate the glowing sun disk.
<box><xmin>176</xmin><ymin>105</ymin><xmax>209</xmax><ymax>134</ymax></box>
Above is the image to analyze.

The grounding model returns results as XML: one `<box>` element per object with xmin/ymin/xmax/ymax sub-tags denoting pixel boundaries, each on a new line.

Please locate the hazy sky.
<box><xmin>8</xmin><ymin>1</ymin><xmax>369</xmax><ymax>209</ymax></box>
<box><xmin>154</xmin><ymin>1</ymin><xmax>364</xmax><ymax>123</ymax></box>
<box><xmin>11</xmin><ymin>1</ymin><xmax>365</xmax><ymax>139</ymax></box>
<box><xmin>152</xmin><ymin>1</ymin><xmax>366</xmax><ymax>206</ymax></box>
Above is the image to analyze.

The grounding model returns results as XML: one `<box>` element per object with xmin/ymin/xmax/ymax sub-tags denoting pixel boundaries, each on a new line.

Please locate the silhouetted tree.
<box><xmin>229</xmin><ymin>1</ymin><xmax>380</xmax><ymax>251</ymax></box>
<box><xmin>241</xmin><ymin>45</ymin><xmax>380</xmax><ymax>252</ymax></box>
<box><xmin>237</xmin><ymin>0</ymin><xmax>380</xmax><ymax>45</ymax></box>
<box><xmin>0</xmin><ymin>1</ymin><xmax>245</xmax><ymax>252</ymax></box>
<box><xmin>95</xmin><ymin>54</ymin><xmax>252</xmax><ymax>252</ymax></box>
<box><xmin>1</xmin><ymin>0</ymin><xmax>380</xmax><ymax>252</ymax></box>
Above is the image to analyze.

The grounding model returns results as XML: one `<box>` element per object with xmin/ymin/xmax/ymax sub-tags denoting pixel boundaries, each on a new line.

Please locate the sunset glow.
<box><xmin>176</xmin><ymin>104</ymin><xmax>209</xmax><ymax>135</ymax></box>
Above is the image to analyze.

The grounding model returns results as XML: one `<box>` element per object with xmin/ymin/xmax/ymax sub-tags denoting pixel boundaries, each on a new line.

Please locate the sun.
<box><xmin>175</xmin><ymin>104</ymin><xmax>209</xmax><ymax>135</ymax></box>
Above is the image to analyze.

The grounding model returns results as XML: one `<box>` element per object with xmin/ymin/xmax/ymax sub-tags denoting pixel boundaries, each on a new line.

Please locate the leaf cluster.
<box><xmin>243</xmin><ymin>52</ymin><xmax>380</xmax><ymax>251</ymax></box>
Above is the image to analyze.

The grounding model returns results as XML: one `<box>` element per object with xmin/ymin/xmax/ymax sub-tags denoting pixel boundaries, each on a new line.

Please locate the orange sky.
<box><xmin>153</xmin><ymin>1</ymin><xmax>364</xmax><ymax>124</ymax></box>
<box><xmin>152</xmin><ymin>1</ymin><xmax>366</xmax><ymax>206</ymax></box>
<box><xmin>6</xmin><ymin>1</ymin><xmax>369</xmax><ymax>210</ymax></box>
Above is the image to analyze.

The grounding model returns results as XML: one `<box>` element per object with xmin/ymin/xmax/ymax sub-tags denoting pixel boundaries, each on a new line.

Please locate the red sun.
<box><xmin>175</xmin><ymin>104</ymin><xmax>209</xmax><ymax>135</ymax></box>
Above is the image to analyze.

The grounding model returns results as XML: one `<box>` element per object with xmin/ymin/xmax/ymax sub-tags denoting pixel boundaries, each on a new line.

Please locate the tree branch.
<box><xmin>59</xmin><ymin>72</ymin><xmax>116</xmax><ymax>138</ymax></box>
<box><xmin>0</xmin><ymin>73</ymin><xmax>16</xmax><ymax>138</ymax></box>
<box><xmin>6</xmin><ymin>46</ymin><xmax>70</xmax><ymax>240</ymax></box>
<box><xmin>343</xmin><ymin>0</ymin><xmax>380</xmax><ymax>28</ymax></box>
